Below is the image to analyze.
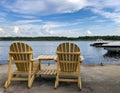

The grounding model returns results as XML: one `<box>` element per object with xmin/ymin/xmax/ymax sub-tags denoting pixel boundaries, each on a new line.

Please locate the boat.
<box><xmin>90</xmin><ymin>39</ymin><xmax>109</xmax><ymax>47</ymax></box>
<box><xmin>102</xmin><ymin>42</ymin><xmax>120</xmax><ymax>52</ymax></box>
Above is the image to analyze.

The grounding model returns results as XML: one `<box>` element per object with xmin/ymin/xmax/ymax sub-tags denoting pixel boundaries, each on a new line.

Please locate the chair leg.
<box><xmin>55</xmin><ymin>75</ymin><xmax>59</xmax><ymax>89</ymax></box>
<box><xmin>28</xmin><ymin>74</ymin><xmax>35</xmax><ymax>88</ymax></box>
<box><xmin>4</xmin><ymin>80</ymin><xmax>11</xmax><ymax>88</ymax></box>
<box><xmin>78</xmin><ymin>77</ymin><xmax>82</xmax><ymax>90</ymax></box>
<box><xmin>5</xmin><ymin>60</ymin><xmax>12</xmax><ymax>88</ymax></box>
<box><xmin>4</xmin><ymin>72</ymin><xmax>13</xmax><ymax>88</ymax></box>
<box><xmin>55</xmin><ymin>80</ymin><xmax>59</xmax><ymax>89</ymax></box>
<box><xmin>4</xmin><ymin>75</ymin><xmax>12</xmax><ymax>89</ymax></box>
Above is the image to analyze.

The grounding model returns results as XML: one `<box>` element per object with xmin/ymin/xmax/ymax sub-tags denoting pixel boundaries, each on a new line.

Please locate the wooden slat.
<box><xmin>59</xmin><ymin>61</ymin><xmax>78</xmax><ymax>63</ymax></box>
<box><xmin>9</xmin><ymin>52</ymin><xmax>32</xmax><ymax>54</ymax></box>
<box><xmin>59</xmin><ymin>79</ymin><xmax>78</xmax><ymax>82</ymax></box>
<box><xmin>36</xmin><ymin>70</ymin><xmax>57</xmax><ymax>75</ymax></box>
<box><xmin>13</xmin><ymin>71</ymin><xmax>34</xmax><ymax>75</ymax></box>
<box><xmin>57</xmin><ymin>52</ymin><xmax>80</xmax><ymax>54</ymax></box>
<box><xmin>11</xmin><ymin>60</ymin><xmax>29</xmax><ymax>63</ymax></box>
<box><xmin>38</xmin><ymin>55</ymin><xmax>56</xmax><ymax>60</ymax></box>
<box><xmin>12</xmin><ymin>78</ymin><xmax>28</xmax><ymax>81</ymax></box>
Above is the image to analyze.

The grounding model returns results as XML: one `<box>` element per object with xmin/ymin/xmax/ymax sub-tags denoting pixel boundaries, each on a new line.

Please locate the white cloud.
<box><xmin>0</xmin><ymin>27</ymin><xmax>3</xmax><ymax>32</ymax></box>
<box><xmin>1</xmin><ymin>0</ymin><xmax>120</xmax><ymax>37</ymax></box>
<box><xmin>0</xmin><ymin>26</ymin><xmax>14</xmax><ymax>37</ymax></box>
<box><xmin>52</xmin><ymin>29</ymin><xmax>81</xmax><ymax>37</ymax></box>
<box><xmin>91</xmin><ymin>8</ymin><xmax>120</xmax><ymax>23</ymax></box>
<box><xmin>88</xmin><ymin>0</ymin><xmax>120</xmax><ymax>23</ymax></box>
<box><xmin>89</xmin><ymin>0</ymin><xmax>120</xmax><ymax>9</ymax></box>
<box><xmin>14</xmin><ymin>20</ymin><xmax>42</xmax><ymax>25</ymax></box>
<box><xmin>41</xmin><ymin>25</ymin><xmax>52</xmax><ymax>35</ymax></box>
<box><xmin>43</xmin><ymin>21</ymin><xmax>81</xmax><ymax>29</ymax></box>
<box><xmin>1</xmin><ymin>0</ymin><xmax>120</xmax><ymax>24</ymax></box>
<box><xmin>13</xmin><ymin>26</ymin><xmax>19</xmax><ymax>33</ymax></box>
<box><xmin>1</xmin><ymin>0</ymin><xmax>88</xmax><ymax>15</ymax></box>
<box><xmin>0</xmin><ymin>23</ymin><xmax>83</xmax><ymax>37</ymax></box>
<box><xmin>86</xmin><ymin>30</ymin><xmax>93</xmax><ymax>36</ymax></box>
<box><xmin>40</xmin><ymin>24</ymin><xmax>81</xmax><ymax>37</ymax></box>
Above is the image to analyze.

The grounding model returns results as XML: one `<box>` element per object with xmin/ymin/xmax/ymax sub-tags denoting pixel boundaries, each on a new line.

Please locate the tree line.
<box><xmin>0</xmin><ymin>36</ymin><xmax>120</xmax><ymax>41</ymax></box>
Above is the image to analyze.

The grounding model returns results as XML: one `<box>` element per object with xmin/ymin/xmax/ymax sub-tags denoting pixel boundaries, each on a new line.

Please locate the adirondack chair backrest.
<box><xmin>57</xmin><ymin>42</ymin><xmax>80</xmax><ymax>72</ymax></box>
<box><xmin>9</xmin><ymin>42</ymin><xmax>33</xmax><ymax>72</ymax></box>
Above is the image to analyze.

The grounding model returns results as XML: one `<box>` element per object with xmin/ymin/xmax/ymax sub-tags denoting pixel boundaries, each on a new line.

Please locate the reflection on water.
<box><xmin>0</xmin><ymin>41</ymin><xmax>120</xmax><ymax>64</ymax></box>
<box><xmin>104</xmin><ymin>51</ymin><xmax>120</xmax><ymax>57</ymax></box>
<box><xmin>103</xmin><ymin>51</ymin><xmax>120</xmax><ymax>64</ymax></box>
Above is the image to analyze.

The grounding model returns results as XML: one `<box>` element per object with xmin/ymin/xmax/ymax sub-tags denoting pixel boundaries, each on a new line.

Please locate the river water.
<box><xmin>0</xmin><ymin>41</ymin><xmax>120</xmax><ymax>64</ymax></box>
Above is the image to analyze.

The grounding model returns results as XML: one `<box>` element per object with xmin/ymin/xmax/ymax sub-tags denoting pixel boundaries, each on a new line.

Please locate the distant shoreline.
<box><xmin>0</xmin><ymin>36</ymin><xmax>120</xmax><ymax>41</ymax></box>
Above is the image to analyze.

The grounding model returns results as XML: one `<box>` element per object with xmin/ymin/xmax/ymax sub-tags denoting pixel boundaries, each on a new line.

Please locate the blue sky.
<box><xmin>0</xmin><ymin>0</ymin><xmax>120</xmax><ymax>37</ymax></box>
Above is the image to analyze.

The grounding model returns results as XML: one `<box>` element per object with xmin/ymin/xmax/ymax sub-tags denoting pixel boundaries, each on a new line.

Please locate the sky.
<box><xmin>0</xmin><ymin>0</ymin><xmax>120</xmax><ymax>37</ymax></box>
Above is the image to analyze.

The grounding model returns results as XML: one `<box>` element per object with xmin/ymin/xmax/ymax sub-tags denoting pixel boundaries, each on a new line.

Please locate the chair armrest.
<box><xmin>31</xmin><ymin>57</ymin><xmax>39</xmax><ymax>62</ymax></box>
<box><xmin>80</xmin><ymin>56</ymin><xmax>84</xmax><ymax>63</ymax></box>
<box><xmin>8</xmin><ymin>58</ymin><xmax>12</xmax><ymax>62</ymax></box>
<box><xmin>8</xmin><ymin>58</ymin><xmax>10</xmax><ymax>62</ymax></box>
<box><xmin>54</xmin><ymin>55</ymin><xmax>58</xmax><ymax>62</ymax></box>
<box><xmin>54</xmin><ymin>55</ymin><xmax>84</xmax><ymax>63</ymax></box>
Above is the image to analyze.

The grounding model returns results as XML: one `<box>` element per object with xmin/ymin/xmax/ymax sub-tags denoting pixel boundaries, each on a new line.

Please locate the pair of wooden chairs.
<box><xmin>4</xmin><ymin>42</ymin><xmax>83</xmax><ymax>90</ymax></box>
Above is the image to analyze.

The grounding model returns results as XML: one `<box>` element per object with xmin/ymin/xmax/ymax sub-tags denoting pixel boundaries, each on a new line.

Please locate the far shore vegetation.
<box><xmin>0</xmin><ymin>36</ymin><xmax>120</xmax><ymax>41</ymax></box>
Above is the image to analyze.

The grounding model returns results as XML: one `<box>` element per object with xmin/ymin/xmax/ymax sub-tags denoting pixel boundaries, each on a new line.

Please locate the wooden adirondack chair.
<box><xmin>55</xmin><ymin>42</ymin><xmax>83</xmax><ymax>90</ymax></box>
<box><xmin>4</xmin><ymin>42</ymin><xmax>40</xmax><ymax>88</ymax></box>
